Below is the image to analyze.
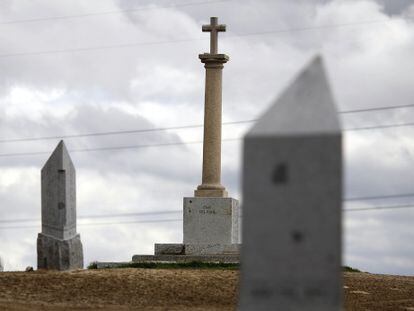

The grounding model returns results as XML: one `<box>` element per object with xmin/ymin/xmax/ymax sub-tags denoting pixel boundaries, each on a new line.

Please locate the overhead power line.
<box><xmin>2</xmin><ymin>192</ymin><xmax>414</xmax><ymax>225</ymax></box>
<box><xmin>0</xmin><ymin>18</ymin><xmax>412</xmax><ymax>58</ymax></box>
<box><xmin>344</xmin><ymin>192</ymin><xmax>414</xmax><ymax>201</ymax></box>
<box><xmin>1</xmin><ymin>103</ymin><xmax>414</xmax><ymax>145</ymax></box>
<box><xmin>344</xmin><ymin>122</ymin><xmax>414</xmax><ymax>132</ymax></box>
<box><xmin>339</xmin><ymin>103</ymin><xmax>414</xmax><ymax>114</ymax></box>
<box><xmin>344</xmin><ymin>204</ymin><xmax>414</xmax><ymax>212</ymax></box>
<box><xmin>0</xmin><ymin>138</ymin><xmax>239</xmax><ymax>157</ymax></box>
<box><xmin>1</xmin><ymin>203</ymin><xmax>414</xmax><ymax>230</ymax></box>
<box><xmin>0</xmin><ymin>0</ymin><xmax>231</xmax><ymax>25</ymax></box>
<box><xmin>0</xmin><ymin>117</ymin><xmax>414</xmax><ymax>158</ymax></box>
<box><xmin>0</xmin><ymin>218</ymin><xmax>182</xmax><ymax>230</ymax></box>
<box><xmin>0</xmin><ymin>120</ymin><xmax>254</xmax><ymax>144</ymax></box>
<box><xmin>1</xmin><ymin>119</ymin><xmax>414</xmax><ymax>158</ymax></box>
<box><xmin>0</xmin><ymin>37</ymin><xmax>203</xmax><ymax>58</ymax></box>
<box><xmin>0</xmin><ymin>210</ymin><xmax>182</xmax><ymax>224</ymax></box>
<box><xmin>230</xmin><ymin>18</ymin><xmax>414</xmax><ymax>38</ymax></box>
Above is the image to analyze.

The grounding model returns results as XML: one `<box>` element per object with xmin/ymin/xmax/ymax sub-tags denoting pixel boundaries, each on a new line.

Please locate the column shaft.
<box><xmin>202</xmin><ymin>64</ymin><xmax>223</xmax><ymax>187</ymax></box>
<box><xmin>195</xmin><ymin>54</ymin><xmax>229</xmax><ymax>197</ymax></box>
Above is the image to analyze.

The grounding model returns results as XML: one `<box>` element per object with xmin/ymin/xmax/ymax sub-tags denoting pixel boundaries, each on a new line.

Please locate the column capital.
<box><xmin>199</xmin><ymin>53</ymin><xmax>229</xmax><ymax>66</ymax></box>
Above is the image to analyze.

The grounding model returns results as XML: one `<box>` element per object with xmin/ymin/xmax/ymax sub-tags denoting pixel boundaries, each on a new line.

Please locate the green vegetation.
<box><xmin>87</xmin><ymin>261</ymin><xmax>98</xmax><ymax>269</ymax></box>
<box><xmin>88</xmin><ymin>261</ymin><xmax>239</xmax><ymax>270</ymax></box>
<box><xmin>88</xmin><ymin>261</ymin><xmax>360</xmax><ymax>272</ymax></box>
<box><xmin>343</xmin><ymin>266</ymin><xmax>361</xmax><ymax>273</ymax></box>
<box><xmin>111</xmin><ymin>261</ymin><xmax>239</xmax><ymax>270</ymax></box>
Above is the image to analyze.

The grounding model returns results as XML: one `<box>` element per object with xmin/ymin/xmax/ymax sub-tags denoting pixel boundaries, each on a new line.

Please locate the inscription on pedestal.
<box><xmin>199</xmin><ymin>205</ymin><xmax>216</xmax><ymax>215</ymax></box>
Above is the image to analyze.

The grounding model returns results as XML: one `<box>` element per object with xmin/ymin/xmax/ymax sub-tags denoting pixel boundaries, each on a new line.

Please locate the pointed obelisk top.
<box><xmin>247</xmin><ymin>56</ymin><xmax>340</xmax><ymax>137</ymax></box>
<box><xmin>42</xmin><ymin>140</ymin><xmax>74</xmax><ymax>172</ymax></box>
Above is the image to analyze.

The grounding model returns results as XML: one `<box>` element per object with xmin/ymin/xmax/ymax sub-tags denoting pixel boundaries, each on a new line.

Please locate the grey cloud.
<box><xmin>376</xmin><ymin>0</ymin><xmax>413</xmax><ymax>15</ymax></box>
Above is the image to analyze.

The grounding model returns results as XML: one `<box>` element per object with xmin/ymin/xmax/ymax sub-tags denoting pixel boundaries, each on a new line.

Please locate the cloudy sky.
<box><xmin>0</xmin><ymin>0</ymin><xmax>413</xmax><ymax>275</ymax></box>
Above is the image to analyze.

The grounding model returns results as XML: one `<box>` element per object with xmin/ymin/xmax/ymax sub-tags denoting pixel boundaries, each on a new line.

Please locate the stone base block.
<box><xmin>155</xmin><ymin>243</ymin><xmax>185</xmax><ymax>255</ymax></box>
<box><xmin>37</xmin><ymin>233</ymin><xmax>83</xmax><ymax>271</ymax></box>
<box><xmin>194</xmin><ymin>188</ymin><xmax>228</xmax><ymax>197</ymax></box>
<box><xmin>185</xmin><ymin>243</ymin><xmax>240</xmax><ymax>255</ymax></box>
<box><xmin>132</xmin><ymin>254</ymin><xmax>239</xmax><ymax>264</ymax></box>
<box><xmin>155</xmin><ymin>243</ymin><xmax>241</xmax><ymax>256</ymax></box>
<box><xmin>183</xmin><ymin>197</ymin><xmax>240</xmax><ymax>244</ymax></box>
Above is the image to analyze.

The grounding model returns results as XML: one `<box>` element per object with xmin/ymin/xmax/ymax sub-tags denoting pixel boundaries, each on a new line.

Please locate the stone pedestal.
<box><xmin>131</xmin><ymin>197</ymin><xmax>240</xmax><ymax>262</ymax></box>
<box><xmin>183</xmin><ymin>197</ymin><xmax>239</xmax><ymax>244</ymax></box>
<box><xmin>37</xmin><ymin>233</ymin><xmax>83</xmax><ymax>270</ymax></box>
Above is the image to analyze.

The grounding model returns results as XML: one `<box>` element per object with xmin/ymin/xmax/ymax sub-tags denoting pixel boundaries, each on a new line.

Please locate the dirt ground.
<box><xmin>0</xmin><ymin>269</ymin><xmax>413</xmax><ymax>310</ymax></box>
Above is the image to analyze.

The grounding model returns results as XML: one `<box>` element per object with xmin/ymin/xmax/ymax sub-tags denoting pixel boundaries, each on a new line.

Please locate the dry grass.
<box><xmin>0</xmin><ymin>269</ymin><xmax>413</xmax><ymax>310</ymax></box>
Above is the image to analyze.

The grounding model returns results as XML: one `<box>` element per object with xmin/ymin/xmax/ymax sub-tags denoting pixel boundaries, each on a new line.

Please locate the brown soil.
<box><xmin>0</xmin><ymin>269</ymin><xmax>413</xmax><ymax>310</ymax></box>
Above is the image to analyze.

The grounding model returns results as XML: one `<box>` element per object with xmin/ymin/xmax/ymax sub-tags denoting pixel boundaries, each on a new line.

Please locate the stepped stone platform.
<box><xmin>96</xmin><ymin>256</ymin><xmax>238</xmax><ymax>269</ymax></box>
<box><xmin>132</xmin><ymin>243</ymin><xmax>240</xmax><ymax>264</ymax></box>
<box><xmin>96</xmin><ymin>243</ymin><xmax>240</xmax><ymax>269</ymax></box>
<box><xmin>132</xmin><ymin>254</ymin><xmax>239</xmax><ymax>264</ymax></box>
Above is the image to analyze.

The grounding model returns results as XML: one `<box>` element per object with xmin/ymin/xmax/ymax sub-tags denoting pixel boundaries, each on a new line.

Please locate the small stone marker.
<box><xmin>37</xmin><ymin>140</ymin><xmax>83</xmax><ymax>270</ymax></box>
<box><xmin>0</xmin><ymin>257</ymin><xmax>3</xmax><ymax>272</ymax></box>
<box><xmin>239</xmin><ymin>56</ymin><xmax>342</xmax><ymax>310</ymax></box>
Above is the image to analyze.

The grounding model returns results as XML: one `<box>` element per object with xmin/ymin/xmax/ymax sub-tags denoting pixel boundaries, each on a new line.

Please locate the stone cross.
<box><xmin>239</xmin><ymin>56</ymin><xmax>343</xmax><ymax>310</ymax></box>
<box><xmin>202</xmin><ymin>17</ymin><xmax>226</xmax><ymax>54</ymax></box>
<box><xmin>136</xmin><ymin>17</ymin><xmax>240</xmax><ymax>261</ymax></box>
<box><xmin>195</xmin><ymin>17</ymin><xmax>229</xmax><ymax>198</ymax></box>
<box><xmin>37</xmin><ymin>140</ymin><xmax>83</xmax><ymax>271</ymax></box>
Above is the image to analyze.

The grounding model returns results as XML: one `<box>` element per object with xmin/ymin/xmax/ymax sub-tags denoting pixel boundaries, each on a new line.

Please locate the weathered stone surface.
<box><xmin>132</xmin><ymin>254</ymin><xmax>239</xmax><ymax>264</ymax></box>
<box><xmin>37</xmin><ymin>233</ymin><xmax>83</xmax><ymax>270</ymax></box>
<box><xmin>155</xmin><ymin>243</ymin><xmax>240</xmax><ymax>256</ymax></box>
<box><xmin>239</xmin><ymin>56</ymin><xmax>342</xmax><ymax>310</ymax></box>
<box><xmin>185</xmin><ymin>243</ymin><xmax>240</xmax><ymax>255</ymax></box>
<box><xmin>183</xmin><ymin>197</ymin><xmax>239</xmax><ymax>245</ymax></box>
<box><xmin>41</xmin><ymin>140</ymin><xmax>77</xmax><ymax>240</ymax></box>
<box><xmin>96</xmin><ymin>262</ymin><xmax>131</xmax><ymax>269</ymax></box>
<box><xmin>154</xmin><ymin>244</ymin><xmax>184</xmax><ymax>255</ymax></box>
<box><xmin>37</xmin><ymin>140</ymin><xmax>83</xmax><ymax>270</ymax></box>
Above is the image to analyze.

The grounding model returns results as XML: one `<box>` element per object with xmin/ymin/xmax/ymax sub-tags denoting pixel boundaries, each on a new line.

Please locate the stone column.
<box><xmin>195</xmin><ymin>54</ymin><xmax>229</xmax><ymax>198</ymax></box>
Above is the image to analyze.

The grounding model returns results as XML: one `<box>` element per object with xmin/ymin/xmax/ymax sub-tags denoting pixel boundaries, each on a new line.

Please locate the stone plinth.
<box><xmin>183</xmin><ymin>197</ymin><xmax>239</xmax><ymax>245</ymax></box>
<box><xmin>132</xmin><ymin>254</ymin><xmax>239</xmax><ymax>264</ymax></box>
<box><xmin>239</xmin><ymin>56</ymin><xmax>342</xmax><ymax>310</ymax></box>
<box><xmin>138</xmin><ymin>197</ymin><xmax>240</xmax><ymax>260</ymax></box>
<box><xmin>37</xmin><ymin>233</ymin><xmax>83</xmax><ymax>270</ymax></box>
<box><xmin>154</xmin><ymin>243</ymin><xmax>240</xmax><ymax>256</ymax></box>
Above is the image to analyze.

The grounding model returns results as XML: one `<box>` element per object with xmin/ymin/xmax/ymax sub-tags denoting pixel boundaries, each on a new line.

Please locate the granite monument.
<box><xmin>239</xmin><ymin>56</ymin><xmax>342</xmax><ymax>310</ymax></box>
<box><xmin>37</xmin><ymin>140</ymin><xmax>83</xmax><ymax>270</ymax></box>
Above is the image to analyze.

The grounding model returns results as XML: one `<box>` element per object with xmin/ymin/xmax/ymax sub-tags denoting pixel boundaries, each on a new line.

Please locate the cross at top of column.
<box><xmin>202</xmin><ymin>17</ymin><xmax>226</xmax><ymax>54</ymax></box>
